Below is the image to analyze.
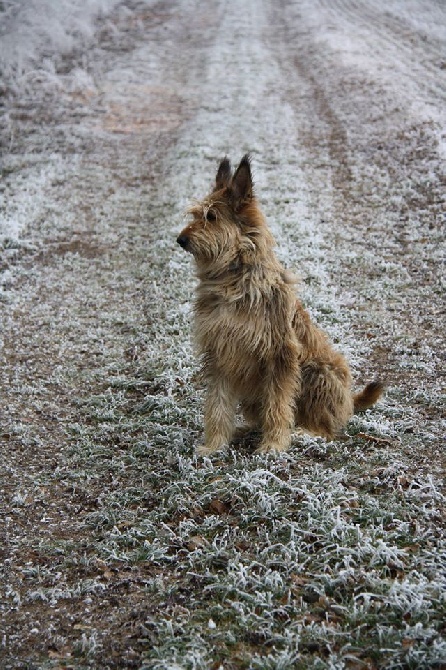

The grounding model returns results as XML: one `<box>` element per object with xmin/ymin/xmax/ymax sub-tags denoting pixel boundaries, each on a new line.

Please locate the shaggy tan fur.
<box><xmin>177</xmin><ymin>155</ymin><xmax>383</xmax><ymax>455</ymax></box>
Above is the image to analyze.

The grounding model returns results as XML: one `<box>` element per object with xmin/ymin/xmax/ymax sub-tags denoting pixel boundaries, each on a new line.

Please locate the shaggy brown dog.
<box><xmin>177</xmin><ymin>155</ymin><xmax>383</xmax><ymax>455</ymax></box>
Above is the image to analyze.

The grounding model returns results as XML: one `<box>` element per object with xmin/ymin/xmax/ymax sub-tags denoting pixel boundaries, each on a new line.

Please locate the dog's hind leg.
<box><xmin>196</xmin><ymin>376</ymin><xmax>237</xmax><ymax>456</ymax></box>
<box><xmin>296</xmin><ymin>362</ymin><xmax>353</xmax><ymax>439</ymax></box>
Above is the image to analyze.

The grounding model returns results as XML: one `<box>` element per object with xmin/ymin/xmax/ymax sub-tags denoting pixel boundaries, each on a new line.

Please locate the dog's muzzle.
<box><xmin>177</xmin><ymin>234</ymin><xmax>189</xmax><ymax>250</ymax></box>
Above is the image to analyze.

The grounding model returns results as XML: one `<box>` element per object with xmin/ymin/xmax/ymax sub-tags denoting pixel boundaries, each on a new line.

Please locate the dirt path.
<box><xmin>1</xmin><ymin>0</ymin><xmax>445</xmax><ymax>667</ymax></box>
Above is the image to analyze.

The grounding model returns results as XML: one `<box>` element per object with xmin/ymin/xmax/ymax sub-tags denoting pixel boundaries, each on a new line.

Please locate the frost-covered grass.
<box><xmin>0</xmin><ymin>0</ymin><xmax>121</xmax><ymax>81</ymax></box>
<box><xmin>1</xmin><ymin>0</ymin><xmax>445</xmax><ymax>668</ymax></box>
<box><xmin>68</xmin><ymin>381</ymin><xmax>446</xmax><ymax>669</ymax></box>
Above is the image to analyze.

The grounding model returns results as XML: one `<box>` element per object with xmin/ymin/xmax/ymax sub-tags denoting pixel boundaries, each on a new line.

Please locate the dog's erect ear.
<box><xmin>230</xmin><ymin>154</ymin><xmax>253</xmax><ymax>210</ymax></box>
<box><xmin>215</xmin><ymin>157</ymin><xmax>232</xmax><ymax>190</ymax></box>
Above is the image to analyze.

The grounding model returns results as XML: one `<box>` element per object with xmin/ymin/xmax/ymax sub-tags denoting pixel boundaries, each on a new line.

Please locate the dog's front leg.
<box><xmin>196</xmin><ymin>377</ymin><xmax>237</xmax><ymax>456</ymax></box>
<box><xmin>256</xmin><ymin>346</ymin><xmax>301</xmax><ymax>454</ymax></box>
<box><xmin>257</xmin><ymin>391</ymin><xmax>294</xmax><ymax>454</ymax></box>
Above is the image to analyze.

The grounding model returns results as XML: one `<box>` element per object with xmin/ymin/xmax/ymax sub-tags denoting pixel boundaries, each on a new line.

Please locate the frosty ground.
<box><xmin>1</xmin><ymin>0</ymin><xmax>445</xmax><ymax>668</ymax></box>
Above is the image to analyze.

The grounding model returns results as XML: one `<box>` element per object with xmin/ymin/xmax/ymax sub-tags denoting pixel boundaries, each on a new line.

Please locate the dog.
<box><xmin>177</xmin><ymin>154</ymin><xmax>383</xmax><ymax>455</ymax></box>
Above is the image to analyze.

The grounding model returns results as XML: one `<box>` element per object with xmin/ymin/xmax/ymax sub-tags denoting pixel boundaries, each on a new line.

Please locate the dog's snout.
<box><xmin>177</xmin><ymin>234</ymin><xmax>189</xmax><ymax>249</ymax></box>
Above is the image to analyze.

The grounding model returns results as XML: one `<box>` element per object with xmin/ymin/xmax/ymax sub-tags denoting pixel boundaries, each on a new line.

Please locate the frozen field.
<box><xmin>1</xmin><ymin>0</ymin><xmax>445</xmax><ymax>668</ymax></box>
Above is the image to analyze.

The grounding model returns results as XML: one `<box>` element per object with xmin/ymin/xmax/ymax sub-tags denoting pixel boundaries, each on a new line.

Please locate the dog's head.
<box><xmin>177</xmin><ymin>155</ymin><xmax>273</xmax><ymax>273</ymax></box>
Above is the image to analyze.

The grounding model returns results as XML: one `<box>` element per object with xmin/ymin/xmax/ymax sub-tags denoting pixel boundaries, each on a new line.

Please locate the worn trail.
<box><xmin>1</xmin><ymin>0</ymin><xmax>445</xmax><ymax>666</ymax></box>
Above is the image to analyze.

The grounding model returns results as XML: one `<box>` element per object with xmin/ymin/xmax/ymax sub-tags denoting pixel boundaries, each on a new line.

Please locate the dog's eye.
<box><xmin>206</xmin><ymin>210</ymin><xmax>217</xmax><ymax>222</ymax></box>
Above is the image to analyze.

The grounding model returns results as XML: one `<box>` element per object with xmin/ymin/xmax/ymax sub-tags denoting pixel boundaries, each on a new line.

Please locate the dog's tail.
<box><xmin>353</xmin><ymin>381</ymin><xmax>384</xmax><ymax>412</ymax></box>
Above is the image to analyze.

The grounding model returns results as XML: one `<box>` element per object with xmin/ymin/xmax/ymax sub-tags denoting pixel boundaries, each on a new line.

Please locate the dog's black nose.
<box><xmin>177</xmin><ymin>234</ymin><xmax>189</xmax><ymax>249</ymax></box>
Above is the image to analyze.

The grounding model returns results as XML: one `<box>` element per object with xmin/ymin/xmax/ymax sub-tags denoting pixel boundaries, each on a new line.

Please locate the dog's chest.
<box><xmin>194</xmin><ymin>287</ymin><xmax>284</xmax><ymax>364</ymax></box>
<box><xmin>195</xmin><ymin>292</ymin><xmax>247</xmax><ymax>344</ymax></box>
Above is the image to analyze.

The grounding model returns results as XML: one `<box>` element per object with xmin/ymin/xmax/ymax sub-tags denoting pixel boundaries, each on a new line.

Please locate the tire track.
<box><xmin>316</xmin><ymin>0</ymin><xmax>446</xmax><ymax>106</ymax></box>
